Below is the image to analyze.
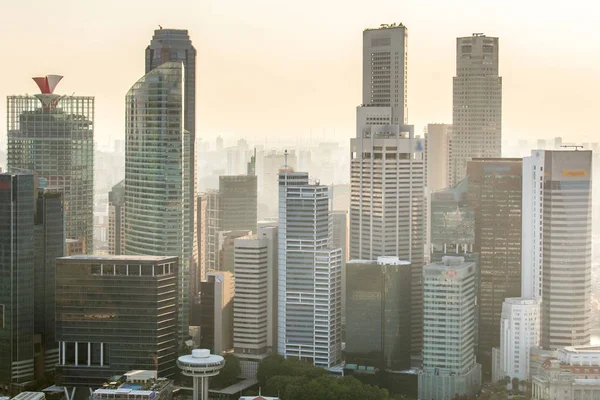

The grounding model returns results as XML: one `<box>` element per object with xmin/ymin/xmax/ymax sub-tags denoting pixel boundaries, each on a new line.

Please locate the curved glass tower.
<box><xmin>125</xmin><ymin>62</ymin><xmax>193</xmax><ymax>338</ymax></box>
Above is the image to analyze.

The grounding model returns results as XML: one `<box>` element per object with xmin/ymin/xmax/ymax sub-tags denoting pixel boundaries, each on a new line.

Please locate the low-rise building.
<box><xmin>532</xmin><ymin>346</ymin><xmax>600</xmax><ymax>400</ymax></box>
<box><xmin>90</xmin><ymin>370</ymin><xmax>173</xmax><ymax>400</ymax></box>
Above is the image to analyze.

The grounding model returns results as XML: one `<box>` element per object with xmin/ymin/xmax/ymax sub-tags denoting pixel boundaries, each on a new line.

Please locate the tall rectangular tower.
<box><xmin>277</xmin><ymin>169</ymin><xmax>342</xmax><ymax>368</ymax></box>
<box><xmin>7</xmin><ymin>76</ymin><xmax>94</xmax><ymax>251</ymax></box>
<box><xmin>352</xmin><ymin>24</ymin><xmax>424</xmax><ymax>361</ymax></box>
<box><xmin>522</xmin><ymin>150</ymin><xmax>592</xmax><ymax>349</ymax></box>
<box><xmin>467</xmin><ymin>158</ymin><xmax>522</xmax><ymax>379</ymax></box>
<box><xmin>124</xmin><ymin>63</ymin><xmax>193</xmax><ymax>339</ymax></box>
<box><xmin>108</xmin><ymin>180</ymin><xmax>125</xmax><ymax>255</ymax></box>
<box><xmin>219</xmin><ymin>175</ymin><xmax>258</xmax><ymax>234</ymax></box>
<box><xmin>363</xmin><ymin>23</ymin><xmax>408</xmax><ymax>125</ymax></box>
<box><xmin>419</xmin><ymin>256</ymin><xmax>481</xmax><ymax>400</ymax></box>
<box><xmin>450</xmin><ymin>34</ymin><xmax>502</xmax><ymax>186</ymax></box>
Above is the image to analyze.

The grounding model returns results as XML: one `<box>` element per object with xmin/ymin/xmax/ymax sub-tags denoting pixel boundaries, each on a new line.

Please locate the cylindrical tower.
<box><xmin>177</xmin><ymin>349</ymin><xmax>225</xmax><ymax>400</ymax></box>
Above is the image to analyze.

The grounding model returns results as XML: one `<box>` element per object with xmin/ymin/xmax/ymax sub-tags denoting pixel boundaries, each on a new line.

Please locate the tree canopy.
<box><xmin>256</xmin><ymin>356</ymin><xmax>388</xmax><ymax>400</ymax></box>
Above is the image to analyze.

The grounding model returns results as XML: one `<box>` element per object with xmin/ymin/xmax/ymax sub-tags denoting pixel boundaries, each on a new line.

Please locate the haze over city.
<box><xmin>1</xmin><ymin>0</ymin><xmax>599</xmax><ymax>150</ymax></box>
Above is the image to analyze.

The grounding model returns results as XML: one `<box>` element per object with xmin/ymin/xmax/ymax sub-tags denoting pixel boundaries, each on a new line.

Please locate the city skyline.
<box><xmin>1</xmin><ymin>0</ymin><xmax>600</xmax><ymax>151</ymax></box>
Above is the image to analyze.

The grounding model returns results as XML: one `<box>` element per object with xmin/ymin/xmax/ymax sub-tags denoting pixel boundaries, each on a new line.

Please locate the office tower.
<box><xmin>522</xmin><ymin>150</ymin><xmax>592</xmax><ymax>349</ymax></box>
<box><xmin>218</xmin><ymin>230</ymin><xmax>252</xmax><ymax>273</ymax></box>
<box><xmin>146</xmin><ymin>27</ymin><xmax>196</xmax><ymax>219</ymax></box>
<box><xmin>261</xmin><ymin>150</ymin><xmax>297</xmax><ymax>217</ymax></box>
<box><xmin>0</xmin><ymin>174</ymin><xmax>65</xmax><ymax>393</ymax></box>
<box><xmin>108</xmin><ymin>180</ymin><xmax>125</xmax><ymax>255</ymax></box>
<box><xmin>331</xmin><ymin>184</ymin><xmax>351</xmax><ymax>213</ymax></box>
<box><xmin>55</xmin><ymin>255</ymin><xmax>179</xmax><ymax>389</ymax></box>
<box><xmin>7</xmin><ymin>75</ymin><xmax>94</xmax><ymax>251</ymax></box>
<box><xmin>350</xmin><ymin>121</ymin><xmax>424</xmax><ymax>358</ymax></box>
<box><xmin>125</xmin><ymin>62</ymin><xmax>193</xmax><ymax>339</ymax></box>
<box><xmin>449</xmin><ymin>34</ymin><xmax>502</xmax><ymax>186</ymax></box>
<box><xmin>492</xmin><ymin>298</ymin><xmax>540</xmax><ymax>383</ymax></box>
<box><xmin>362</xmin><ymin>23</ymin><xmax>408</xmax><ymax>125</ymax></box>
<box><xmin>0</xmin><ymin>174</ymin><xmax>36</xmax><ymax>391</ymax></box>
<box><xmin>467</xmin><ymin>158</ymin><xmax>522</xmax><ymax>377</ymax></box>
<box><xmin>425</xmin><ymin>123</ymin><xmax>451</xmax><ymax>192</ymax></box>
<box><xmin>198</xmin><ymin>271</ymin><xmax>234</xmax><ymax>354</ymax></box>
<box><xmin>193</xmin><ymin>194</ymin><xmax>208</xmax><ymax>300</ymax></box>
<box><xmin>219</xmin><ymin>175</ymin><xmax>258</xmax><ymax>233</ymax></box>
<box><xmin>278</xmin><ymin>169</ymin><xmax>342</xmax><ymax>368</ymax></box>
<box><xmin>34</xmin><ymin>185</ymin><xmax>65</xmax><ymax>375</ymax></box>
<box><xmin>429</xmin><ymin>178</ymin><xmax>474</xmax><ymax>260</ymax></box>
<box><xmin>65</xmin><ymin>239</ymin><xmax>86</xmax><ymax>256</ymax></box>
<box><xmin>233</xmin><ymin>227</ymin><xmax>278</xmax><ymax>377</ymax></box>
<box><xmin>345</xmin><ymin>257</ymin><xmax>411</xmax><ymax>370</ymax></box>
<box><xmin>331</xmin><ymin>210</ymin><xmax>348</xmax><ymax>321</ymax></box>
<box><xmin>352</xmin><ymin>24</ymin><xmax>425</xmax><ymax>361</ymax></box>
<box><xmin>204</xmin><ymin>190</ymin><xmax>221</xmax><ymax>272</ymax></box>
<box><xmin>419</xmin><ymin>256</ymin><xmax>481</xmax><ymax>400</ymax></box>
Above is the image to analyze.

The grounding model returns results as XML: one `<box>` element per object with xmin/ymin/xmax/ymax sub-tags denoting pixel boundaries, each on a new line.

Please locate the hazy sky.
<box><xmin>1</xmin><ymin>0</ymin><xmax>599</xmax><ymax>150</ymax></box>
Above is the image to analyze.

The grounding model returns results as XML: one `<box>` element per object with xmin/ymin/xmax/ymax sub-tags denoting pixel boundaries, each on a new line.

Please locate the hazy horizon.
<box><xmin>1</xmin><ymin>0</ymin><xmax>599</xmax><ymax>150</ymax></box>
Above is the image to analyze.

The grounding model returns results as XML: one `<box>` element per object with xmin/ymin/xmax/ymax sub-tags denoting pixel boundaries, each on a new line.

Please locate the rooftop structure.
<box><xmin>90</xmin><ymin>370</ymin><xmax>173</xmax><ymax>400</ymax></box>
<box><xmin>177</xmin><ymin>349</ymin><xmax>225</xmax><ymax>400</ymax></box>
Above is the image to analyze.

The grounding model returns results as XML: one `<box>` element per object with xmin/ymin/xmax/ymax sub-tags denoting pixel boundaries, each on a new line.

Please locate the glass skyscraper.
<box><xmin>7</xmin><ymin>76</ymin><xmax>94</xmax><ymax>251</ymax></box>
<box><xmin>0</xmin><ymin>174</ymin><xmax>65</xmax><ymax>394</ymax></box>
<box><xmin>124</xmin><ymin>62</ymin><xmax>193</xmax><ymax>339</ymax></box>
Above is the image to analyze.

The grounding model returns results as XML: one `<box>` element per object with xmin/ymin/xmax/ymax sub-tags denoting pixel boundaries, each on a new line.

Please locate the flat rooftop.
<box><xmin>58</xmin><ymin>255</ymin><xmax>178</xmax><ymax>262</ymax></box>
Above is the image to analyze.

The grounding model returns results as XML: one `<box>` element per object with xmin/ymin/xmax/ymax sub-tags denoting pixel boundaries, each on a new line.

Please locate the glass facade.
<box><xmin>219</xmin><ymin>175</ymin><xmax>257</xmax><ymax>234</ymax></box>
<box><xmin>34</xmin><ymin>187</ymin><xmax>65</xmax><ymax>373</ymax></box>
<box><xmin>7</xmin><ymin>95</ymin><xmax>94</xmax><ymax>251</ymax></box>
<box><xmin>124</xmin><ymin>62</ymin><xmax>193</xmax><ymax>339</ymax></box>
<box><xmin>0</xmin><ymin>174</ymin><xmax>36</xmax><ymax>388</ymax></box>
<box><xmin>345</xmin><ymin>258</ymin><xmax>412</xmax><ymax>371</ymax></box>
<box><xmin>55</xmin><ymin>256</ymin><xmax>179</xmax><ymax>387</ymax></box>
<box><xmin>467</xmin><ymin>158</ymin><xmax>522</xmax><ymax>379</ymax></box>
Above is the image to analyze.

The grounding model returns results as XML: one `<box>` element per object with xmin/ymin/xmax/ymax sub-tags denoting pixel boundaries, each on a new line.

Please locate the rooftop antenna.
<box><xmin>561</xmin><ymin>145</ymin><xmax>584</xmax><ymax>151</ymax></box>
<box><xmin>159</xmin><ymin>25</ymin><xmax>163</xmax><ymax>29</ymax></box>
<box><xmin>284</xmin><ymin>149</ymin><xmax>288</xmax><ymax>168</ymax></box>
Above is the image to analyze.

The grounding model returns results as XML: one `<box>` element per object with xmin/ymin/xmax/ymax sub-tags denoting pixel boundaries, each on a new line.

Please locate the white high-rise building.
<box><xmin>419</xmin><ymin>256</ymin><xmax>481</xmax><ymax>400</ymax></box>
<box><xmin>277</xmin><ymin>168</ymin><xmax>342</xmax><ymax>368</ymax></box>
<box><xmin>493</xmin><ymin>298</ymin><xmax>540</xmax><ymax>382</ymax></box>
<box><xmin>522</xmin><ymin>150</ymin><xmax>592</xmax><ymax>349</ymax></box>
<box><xmin>449</xmin><ymin>34</ymin><xmax>502</xmax><ymax>186</ymax></box>
<box><xmin>233</xmin><ymin>226</ymin><xmax>278</xmax><ymax>377</ymax></box>
<box><xmin>352</xmin><ymin>24</ymin><xmax>425</xmax><ymax>360</ymax></box>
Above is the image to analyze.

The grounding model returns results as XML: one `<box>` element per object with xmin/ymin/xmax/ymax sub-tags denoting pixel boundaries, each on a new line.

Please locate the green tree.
<box><xmin>211</xmin><ymin>354</ymin><xmax>241</xmax><ymax>389</ymax></box>
<box><xmin>257</xmin><ymin>355</ymin><xmax>285</xmax><ymax>386</ymax></box>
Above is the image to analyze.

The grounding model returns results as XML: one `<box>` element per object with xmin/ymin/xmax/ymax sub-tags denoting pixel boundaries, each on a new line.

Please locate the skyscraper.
<box><xmin>7</xmin><ymin>75</ymin><xmax>94</xmax><ymax>251</ymax></box>
<box><xmin>449</xmin><ymin>34</ymin><xmax>502</xmax><ymax>186</ymax></box>
<box><xmin>0</xmin><ymin>174</ymin><xmax>65</xmax><ymax>394</ymax></box>
<box><xmin>0</xmin><ymin>174</ymin><xmax>36</xmax><ymax>391</ymax></box>
<box><xmin>522</xmin><ymin>150</ymin><xmax>592</xmax><ymax>349</ymax></box>
<box><xmin>55</xmin><ymin>255</ymin><xmax>179</xmax><ymax>390</ymax></box>
<box><xmin>278</xmin><ymin>169</ymin><xmax>342</xmax><ymax>368</ymax></box>
<box><xmin>345</xmin><ymin>257</ymin><xmax>412</xmax><ymax>370</ymax></box>
<box><xmin>219</xmin><ymin>175</ymin><xmax>258</xmax><ymax>234</ymax></box>
<box><xmin>198</xmin><ymin>271</ymin><xmax>234</xmax><ymax>354</ymax></box>
<box><xmin>467</xmin><ymin>158</ymin><xmax>522</xmax><ymax>378</ymax></box>
<box><xmin>362</xmin><ymin>23</ymin><xmax>408</xmax><ymax>125</ymax></box>
<box><xmin>108</xmin><ymin>180</ymin><xmax>125</xmax><ymax>255</ymax></box>
<box><xmin>146</xmin><ymin>28</ymin><xmax>197</xmax><ymax>219</ymax></box>
<box><xmin>425</xmin><ymin>123</ymin><xmax>451</xmax><ymax>193</ymax></box>
<box><xmin>351</xmin><ymin>24</ymin><xmax>424</xmax><ymax>361</ymax></box>
<box><xmin>233</xmin><ymin>227</ymin><xmax>278</xmax><ymax>377</ymax></box>
<box><xmin>419</xmin><ymin>256</ymin><xmax>481</xmax><ymax>400</ymax></box>
<box><xmin>124</xmin><ymin>62</ymin><xmax>193</xmax><ymax>339</ymax></box>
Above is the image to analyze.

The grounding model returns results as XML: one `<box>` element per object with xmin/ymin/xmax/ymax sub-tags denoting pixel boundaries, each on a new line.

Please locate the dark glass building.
<box><xmin>0</xmin><ymin>174</ymin><xmax>36</xmax><ymax>392</ymax></box>
<box><xmin>0</xmin><ymin>174</ymin><xmax>64</xmax><ymax>394</ymax></box>
<box><xmin>345</xmin><ymin>257</ymin><xmax>412</xmax><ymax>371</ymax></box>
<box><xmin>108</xmin><ymin>180</ymin><xmax>125</xmax><ymax>255</ymax></box>
<box><xmin>467</xmin><ymin>158</ymin><xmax>522</xmax><ymax>380</ymax></box>
<box><xmin>34</xmin><ymin>186</ymin><xmax>65</xmax><ymax>375</ymax></box>
<box><xmin>55</xmin><ymin>255</ymin><xmax>179</xmax><ymax>388</ymax></box>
